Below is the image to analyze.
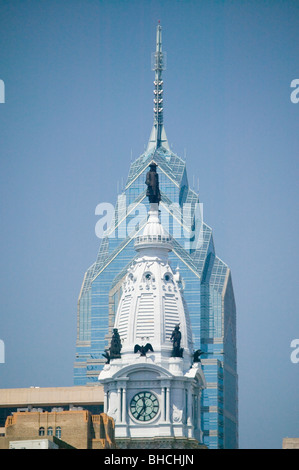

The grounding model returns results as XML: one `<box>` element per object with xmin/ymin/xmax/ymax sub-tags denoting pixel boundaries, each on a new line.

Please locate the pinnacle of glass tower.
<box><xmin>147</xmin><ymin>22</ymin><xmax>170</xmax><ymax>152</ymax></box>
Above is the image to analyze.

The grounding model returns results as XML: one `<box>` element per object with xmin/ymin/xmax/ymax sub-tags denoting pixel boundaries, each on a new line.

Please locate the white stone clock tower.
<box><xmin>98</xmin><ymin>175</ymin><xmax>206</xmax><ymax>448</ymax></box>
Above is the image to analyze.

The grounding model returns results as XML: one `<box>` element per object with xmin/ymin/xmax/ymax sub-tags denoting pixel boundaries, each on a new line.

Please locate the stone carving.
<box><xmin>108</xmin><ymin>407</ymin><xmax>118</xmax><ymax>422</ymax></box>
<box><xmin>172</xmin><ymin>404</ymin><xmax>183</xmax><ymax>423</ymax></box>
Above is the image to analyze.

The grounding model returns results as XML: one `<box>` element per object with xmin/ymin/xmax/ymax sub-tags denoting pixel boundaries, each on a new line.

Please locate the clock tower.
<box><xmin>98</xmin><ymin>164</ymin><xmax>206</xmax><ymax>449</ymax></box>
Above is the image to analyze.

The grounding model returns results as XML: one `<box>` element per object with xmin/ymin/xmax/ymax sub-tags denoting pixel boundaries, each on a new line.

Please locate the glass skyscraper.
<box><xmin>74</xmin><ymin>24</ymin><xmax>238</xmax><ymax>449</ymax></box>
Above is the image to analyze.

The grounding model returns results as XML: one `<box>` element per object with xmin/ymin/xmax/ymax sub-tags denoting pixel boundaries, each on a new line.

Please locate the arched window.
<box><xmin>38</xmin><ymin>427</ymin><xmax>45</xmax><ymax>436</ymax></box>
<box><xmin>144</xmin><ymin>272</ymin><xmax>155</xmax><ymax>283</ymax></box>
<box><xmin>47</xmin><ymin>426</ymin><xmax>53</xmax><ymax>436</ymax></box>
<box><xmin>164</xmin><ymin>272</ymin><xmax>172</xmax><ymax>282</ymax></box>
<box><xmin>55</xmin><ymin>426</ymin><xmax>61</xmax><ymax>438</ymax></box>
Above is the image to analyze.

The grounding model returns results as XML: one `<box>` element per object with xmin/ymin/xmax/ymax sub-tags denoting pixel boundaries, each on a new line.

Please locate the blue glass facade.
<box><xmin>74</xmin><ymin>144</ymin><xmax>238</xmax><ymax>448</ymax></box>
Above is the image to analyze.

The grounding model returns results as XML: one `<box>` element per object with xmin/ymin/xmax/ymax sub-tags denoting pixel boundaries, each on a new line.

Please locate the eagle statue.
<box><xmin>134</xmin><ymin>343</ymin><xmax>154</xmax><ymax>356</ymax></box>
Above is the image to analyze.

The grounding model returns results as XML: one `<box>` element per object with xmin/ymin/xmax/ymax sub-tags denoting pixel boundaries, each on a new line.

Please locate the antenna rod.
<box><xmin>147</xmin><ymin>22</ymin><xmax>169</xmax><ymax>152</ymax></box>
<box><xmin>152</xmin><ymin>22</ymin><xmax>166</xmax><ymax>148</ymax></box>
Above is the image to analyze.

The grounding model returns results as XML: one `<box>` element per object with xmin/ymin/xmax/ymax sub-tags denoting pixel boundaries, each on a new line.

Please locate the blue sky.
<box><xmin>0</xmin><ymin>0</ymin><xmax>298</xmax><ymax>449</ymax></box>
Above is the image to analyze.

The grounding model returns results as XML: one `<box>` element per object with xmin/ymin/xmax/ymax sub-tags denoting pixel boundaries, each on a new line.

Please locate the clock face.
<box><xmin>130</xmin><ymin>391</ymin><xmax>159</xmax><ymax>422</ymax></box>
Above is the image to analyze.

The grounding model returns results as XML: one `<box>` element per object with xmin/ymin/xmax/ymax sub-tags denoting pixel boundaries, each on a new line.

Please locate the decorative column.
<box><xmin>122</xmin><ymin>387</ymin><xmax>127</xmax><ymax>423</ymax></box>
<box><xmin>166</xmin><ymin>386</ymin><xmax>170</xmax><ymax>422</ymax></box>
<box><xmin>104</xmin><ymin>391</ymin><xmax>108</xmax><ymax>414</ymax></box>
<box><xmin>117</xmin><ymin>388</ymin><xmax>122</xmax><ymax>423</ymax></box>
<box><xmin>161</xmin><ymin>387</ymin><xmax>167</xmax><ymax>421</ymax></box>
<box><xmin>187</xmin><ymin>388</ymin><xmax>193</xmax><ymax>428</ymax></box>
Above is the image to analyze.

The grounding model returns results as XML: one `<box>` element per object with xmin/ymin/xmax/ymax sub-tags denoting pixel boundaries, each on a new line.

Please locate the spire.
<box><xmin>147</xmin><ymin>22</ymin><xmax>170</xmax><ymax>151</ymax></box>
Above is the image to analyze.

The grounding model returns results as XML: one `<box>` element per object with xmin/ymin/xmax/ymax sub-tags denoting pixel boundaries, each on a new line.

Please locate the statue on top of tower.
<box><xmin>145</xmin><ymin>162</ymin><xmax>161</xmax><ymax>204</ymax></box>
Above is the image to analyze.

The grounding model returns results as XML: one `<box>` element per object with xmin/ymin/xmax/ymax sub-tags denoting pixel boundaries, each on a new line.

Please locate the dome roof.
<box><xmin>134</xmin><ymin>203</ymin><xmax>172</xmax><ymax>253</ymax></box>
<box><xmin>114</xmin><ymin>203</ymin><xmax>193</xmax><ymax>369</ymax></box>
<box><xmin>142</xmin><ymin>204</ymin><xmax>167</xmax><ymax>237</ymax></box>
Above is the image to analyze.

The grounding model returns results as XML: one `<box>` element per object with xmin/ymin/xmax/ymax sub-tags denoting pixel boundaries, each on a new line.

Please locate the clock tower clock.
<box><xmin>130</xmin><ymin>391</ymin><xmax>159</xmax><ymax>422</ymax></box>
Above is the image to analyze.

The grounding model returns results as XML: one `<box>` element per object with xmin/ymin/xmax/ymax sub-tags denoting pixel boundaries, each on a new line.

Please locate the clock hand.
<box><xmin>137</xmin><ymin>398</ymin><xmax>146</xmax><ymax>418</ymax></box>
<box><xmin>137</xmin><ymin>405</ymin><xmax>146</xmax><ymax>418</ymax></box>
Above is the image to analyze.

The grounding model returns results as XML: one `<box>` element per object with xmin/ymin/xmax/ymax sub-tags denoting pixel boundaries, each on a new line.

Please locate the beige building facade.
<box><xmin>0</xmin><ymin>385</ymin><xmax>104</xmax><ymax>426</ymax></box>
<box><xmin>0</xmin><ymin>385</ymin><xmax>104</xmax><ymax>410</ymax></box>
<box><xmin>0</xmin><ymin>385</ymin><xmax>115</xmax><ymax>449</ymax></box>
<box><xmin>282</xmin><ymin>438</ymin><xmax>299</xmax><ymax>449</ymax></box>
<box><xmin>0</xmin><ymin>409</ymin><xmax>115</xmax><ymax>449</ymax></box>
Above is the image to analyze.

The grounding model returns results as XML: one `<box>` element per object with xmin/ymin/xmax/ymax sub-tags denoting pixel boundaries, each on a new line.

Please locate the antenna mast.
<box><xmin>151</xmin><ymin>22</ymin><xmax>166</xmax><ymax>147</ymax></box>
<box><xmin>147</xmin><ymin>22</ymin><xmax>169</xmax><ymax>151</ymax></box>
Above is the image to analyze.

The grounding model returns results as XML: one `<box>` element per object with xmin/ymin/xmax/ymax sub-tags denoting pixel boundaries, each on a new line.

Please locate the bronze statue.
<box><xmin>193</xmin><ymin>349</ymin><xmax>204</xmax><ymax>363</ymax></box>
<box><xmin>145</xmin><ymin>163</ymin><xmax>161</xmax><ymax>204</ymax></box>
<box><xmin>102</xmin><ymin>350</ymin><xmax>110</xmax><ymax>364</ymax></box>
<box><xmin>134</xmin><ymin>343</ymin><xmax>154</xmax><ymax>357</ymax></box>
<box><xmin>170</xmin><ymin>324</ymin><xmax>184</xmax><ymax>358</ymax></box>
<box><xmin>108</xmin><ymin>328</ymin><xmax>122</xmax><ymax>360</ymax></box>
